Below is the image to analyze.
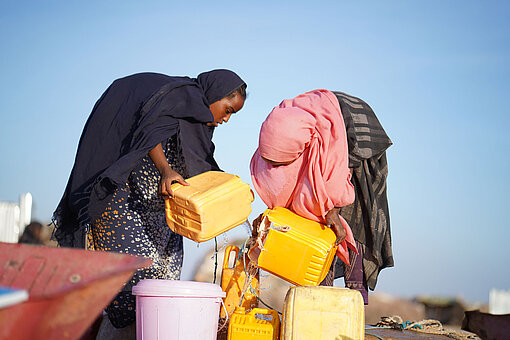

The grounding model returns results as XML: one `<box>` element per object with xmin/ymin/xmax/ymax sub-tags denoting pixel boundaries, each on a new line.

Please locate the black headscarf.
<box><xmin>53</xmin><ymin>70</ymin><xmax>246</xmax><ymax>247</ymax></box>
<box><xmin>331</xmin><ymin>91</ymin><xmax>393</xmax><ymax>291</ymax></box>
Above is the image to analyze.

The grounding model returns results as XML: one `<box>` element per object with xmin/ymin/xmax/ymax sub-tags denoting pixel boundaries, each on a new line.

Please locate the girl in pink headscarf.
<box><xmin>250</xmin><ymin>89</ymin><xmax>357</xmax><ymax>267</ymax></box>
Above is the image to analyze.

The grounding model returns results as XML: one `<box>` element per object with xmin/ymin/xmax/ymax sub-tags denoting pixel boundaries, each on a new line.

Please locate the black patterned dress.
<box><xmin>86</xmin><ymin>134</ymin><xmax>188</xmax><ymax>328</ymax></box>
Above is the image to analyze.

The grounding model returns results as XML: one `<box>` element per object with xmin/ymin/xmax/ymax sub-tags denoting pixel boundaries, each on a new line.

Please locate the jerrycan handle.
<box><xmin>249</xmin><ymin>308</ymin><xmax>280</xmax><ymax>322</ymax></box>
<box><xmin>223</xmin><ymin>246</ymin><xmax>240</xmax><ymax>270</ymax></box>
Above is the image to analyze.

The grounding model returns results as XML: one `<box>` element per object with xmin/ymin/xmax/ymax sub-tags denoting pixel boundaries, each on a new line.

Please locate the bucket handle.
<box><xmin>218</xmin><ymin>299</ymin><xmax>229</xmax><ymax>332</ymax></box>
<box><xmin>223</xmin><ymin>245</ymin><xmax>240</xmax><ymax>270</ymax></box>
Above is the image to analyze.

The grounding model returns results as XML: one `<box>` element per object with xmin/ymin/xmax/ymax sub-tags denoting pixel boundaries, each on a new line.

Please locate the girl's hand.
<box><xmin>149</xmin><ymin>143</ymin><xmax>188</xmax><ymax>198</ymax></box>
<box><xmin>251</xmin><ymin>213</ymin><xmax>264</xmax><ymax>238</ymax></box>
<box><xmin>251</xmin><ymin>212</ymin><xmax>272</xmax><ymax>238</ymax></box>
<box><xmin>325</xmin><ymin>207</ymin><xmax>346</xmax><ymax>246</ymax></box>
<box><xmin>159</xmin><ymin>168</ymin><xmax>188</xmax><ymax>198</ymax></box>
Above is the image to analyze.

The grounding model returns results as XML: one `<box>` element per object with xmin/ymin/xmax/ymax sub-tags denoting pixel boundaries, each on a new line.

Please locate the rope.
<box><xmin>217</xmin><ymin>300</ymin><xmax>229</xmax><ymax>332</ymax></box>
<box><xmin>213</xmin><ymin>237</ymin><xmax>218</xmax><ymax>284</ymax></box>
<box><xmin>238</xmin><ymin>260</ymin><xmax>257</xmax><ymax>307</ymax></box>
<box><xmin>236</xmin><ymin>238</ymin><xmax>250</xmax><ymax>271</ymax></box>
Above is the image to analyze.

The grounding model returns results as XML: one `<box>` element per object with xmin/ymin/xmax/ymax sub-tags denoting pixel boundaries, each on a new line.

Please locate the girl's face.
<box><xmin>207</xmin><ymin>94</ymin><xmax>245</xmax><ymax>127</ymax></box>
<box><xmin>261</xmin><ymin>156</ymin><xmax>296</xmax><ymax>167</ymax></box>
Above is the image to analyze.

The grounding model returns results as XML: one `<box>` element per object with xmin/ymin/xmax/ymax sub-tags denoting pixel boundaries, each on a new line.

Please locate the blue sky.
<box><xmin>1</xmin><ymin>1</ymin><xmax>509</xmax><ymax>303</ymax></box>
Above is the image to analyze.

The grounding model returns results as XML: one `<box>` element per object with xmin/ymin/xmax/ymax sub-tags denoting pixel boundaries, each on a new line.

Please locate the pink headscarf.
<box><xmin>250</xmin><ymin>89</ymin><xmax>357</xmax><ymax>265</ymax></box>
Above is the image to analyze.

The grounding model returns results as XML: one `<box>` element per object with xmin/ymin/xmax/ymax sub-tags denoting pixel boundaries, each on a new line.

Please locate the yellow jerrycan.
<box><xmin>220</xmin><ymin>246</ymin><xmax>259</xmax><ymax>318</ymax></box>
<box><xmin>228</xmin><ymin>306</ymin><xmax>280</xmax><ymax>340</ymax></box>
<box><xmin>281</xmin><ymin>286</ymin><xmax>365</xmax><ymax>340</ymax></box>
<box><xmin>250</xmin><ymin>207</ymin><xmax>337</xmax><ymax>286</ymax></box>
<box><xmin>165</xmin><ymin>171</ymin><xmax>254</xmax><ymax>242</ymax></box>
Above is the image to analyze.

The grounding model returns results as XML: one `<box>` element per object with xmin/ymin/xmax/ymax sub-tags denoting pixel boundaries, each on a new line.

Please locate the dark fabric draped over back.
<box><xmin>54</xmin><ymin>70</ymin><xmax>245</xmax><ymax>247</ymax></box>
<box><xmin>332</xmin><ymin>91</ymin><xmax>394</xmax><ymax>290</ymax></box>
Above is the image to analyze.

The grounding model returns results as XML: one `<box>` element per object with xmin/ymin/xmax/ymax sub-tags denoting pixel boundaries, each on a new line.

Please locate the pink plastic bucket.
<box><xmin>132</xmin><ymin>279</ymin><xmax>225</xmax><ymax>340</ymax></box>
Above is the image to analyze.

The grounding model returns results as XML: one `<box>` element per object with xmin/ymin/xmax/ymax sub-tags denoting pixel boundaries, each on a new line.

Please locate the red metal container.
<box><xmin>0</xmin><ymin>242</ymin><xmax>151</xmax><ymax>340</ymax></box>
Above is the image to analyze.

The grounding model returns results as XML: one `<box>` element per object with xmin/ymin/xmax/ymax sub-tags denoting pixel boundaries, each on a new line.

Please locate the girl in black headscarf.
<box><xmin>53</xmin><ymin>69</ymin><xmax>247</xmax><ymax>328</ymax></box>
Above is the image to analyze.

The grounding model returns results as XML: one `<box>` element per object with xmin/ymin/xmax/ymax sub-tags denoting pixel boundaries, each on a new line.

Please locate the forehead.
<box><xmin>227</xmin><ymin>94</ymin><xmax>245</xmax><ymax>111</ymax></box>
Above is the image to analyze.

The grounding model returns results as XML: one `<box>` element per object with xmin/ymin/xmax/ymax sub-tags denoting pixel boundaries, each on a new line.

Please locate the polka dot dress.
<box><xmin>87</xmin><ymin>134</ymin><xmax>188</xmax><ymax>328</ymax></box>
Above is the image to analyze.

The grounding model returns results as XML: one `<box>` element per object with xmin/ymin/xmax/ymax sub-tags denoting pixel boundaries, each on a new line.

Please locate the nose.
<box><xmin>223</xmin><ymin>113</ymin><xmax>232</xmax><ymax>123</ymax></box>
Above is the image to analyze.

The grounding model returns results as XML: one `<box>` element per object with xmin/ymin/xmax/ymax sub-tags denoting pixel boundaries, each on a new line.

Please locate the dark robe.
<box><xmin>53</xmin><ymin>70</ymin><xmax>246</xmax><ymax>248</ymax></box>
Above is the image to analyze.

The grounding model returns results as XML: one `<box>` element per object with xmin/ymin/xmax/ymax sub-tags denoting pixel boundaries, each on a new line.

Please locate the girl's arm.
<box><xmin>325</xmin><ymin>168</ymin><xmax>354</xmax><ymax>245</ymax></box>
<box><xmin>325</xmin><ymin>207</ymin><xmax>346</xmax><ymax>245</ymax></box>
<box><xmin>149</xmin><ymin>143</ymin><xmax>188</xmax><ymax>198</ymax></box>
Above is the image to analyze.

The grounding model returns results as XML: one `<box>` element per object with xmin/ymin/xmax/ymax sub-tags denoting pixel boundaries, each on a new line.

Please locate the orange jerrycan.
<box><xmin>220</xmin><ymin>246</ymin><xmax>259</xmax><ymax>318</ymax></box>
<box><xmin>249</xmin><ymin>207</ymin><xmax>336</xmax><ymax>286</ymax></box>
<box><xmin>165</xmin><ymin>171</ymin><xmax>254</xmax><ymax>242</ymax></box>
<box><xmin>228</xmin><ymin>306</ymin><xmax>280</xmax><ymax>340</ymax></box>
<box><xmin>281</xmin><ymin>286</ymin><xmax>365</xmax><ymax>340</ymax></box>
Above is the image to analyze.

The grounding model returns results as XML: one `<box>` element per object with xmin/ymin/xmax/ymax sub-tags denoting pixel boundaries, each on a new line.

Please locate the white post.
<box><xmin>489</xmin><ymin>289</ymin><xmax>510</xmax><ymax>314</ymax></box>
<box><xmin>0</xmin><ymin>193</ymin><xmax>32</xmax><ymax>243</ymax></box>
<box><xmin>18</xmin><ymin>193</ymin><xmax>33</xmax><ymax>236</ymax></box>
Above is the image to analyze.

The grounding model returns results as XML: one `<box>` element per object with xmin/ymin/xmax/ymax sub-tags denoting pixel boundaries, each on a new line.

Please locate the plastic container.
<box><xmin>0</xmin><ymin>287</ymin><xmax>28</xmax><ymax>309</ymax></box>
<box><xmin>249</xmin><ymin>207</ymin><xmax>336</xmax><ymax>286</ymax></box>
<box><xmin>228</xmin><ymin>306</ymin><xmax>280</xmax><ymax>340</ymax></box>
<box><xmin>165</xmin><ymin>171</ymin><xmax>254</xmax><ymax>242</ymax></box>
<box><xmin>281</xmin><ymin>286</ymin><xmax>365</xmax><ymax>340</ymax></box>
<box><xmin>220</xmin><ymin>246</ymin><xmax>259</xmax><ymax>318</ymax></box>
<box><xmin>132</xmin><ymin>279</ymin><xmax>226</xmax><ymax>340</ymax></box>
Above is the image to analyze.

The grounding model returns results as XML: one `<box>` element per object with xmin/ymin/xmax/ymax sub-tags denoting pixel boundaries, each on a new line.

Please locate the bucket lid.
<box><xmin>132</xmin><ymin>279</ymin><xmax>225</xmax><ymax>298</ymax></box>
